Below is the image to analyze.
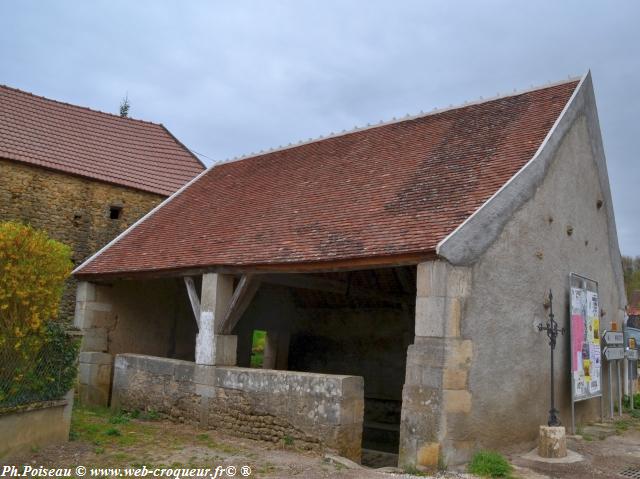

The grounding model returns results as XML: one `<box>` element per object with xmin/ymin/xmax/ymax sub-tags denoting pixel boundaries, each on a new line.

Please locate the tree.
<box><xmin>119</xmin><ymin>95</ymin><xmax>130</xmax><ymax>118</ymax></box>
<box><xmin>622</xmin><ymin>255</ymin><xmax>640</xmax><ymax>304</ymax></box>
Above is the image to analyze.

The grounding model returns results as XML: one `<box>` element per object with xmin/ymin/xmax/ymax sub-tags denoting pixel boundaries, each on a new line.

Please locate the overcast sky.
<box><xmin>2</xmin><ymin>1</ymin><xmax>639</xmax><ymax>254</ymax></box>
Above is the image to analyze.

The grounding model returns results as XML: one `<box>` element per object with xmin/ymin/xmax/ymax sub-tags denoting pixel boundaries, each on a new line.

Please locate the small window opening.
<box><xmin>109</xmin><ymin>206</ymin><xmax>122</xmax><ymax>220</ymax></box>
<box><xmin>250</xmin><ymin>330</ymin><xmax>266</xmax><ymax>368</ymax></box>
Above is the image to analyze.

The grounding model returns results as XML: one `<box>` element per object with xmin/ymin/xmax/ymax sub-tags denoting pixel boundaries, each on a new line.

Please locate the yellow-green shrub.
<box><xmin>0</xmin><ymin>222</ymin><xmax>76</xmax><ymax>408</ymax></box>
<box><xmin>0</xmin><ymin>221</ymin><xmax>73</xmax><ymax>336</ymax></box>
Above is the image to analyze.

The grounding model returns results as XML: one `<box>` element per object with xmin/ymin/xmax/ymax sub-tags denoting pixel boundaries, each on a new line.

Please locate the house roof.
<box><xmin>0</xmin><ymin>85</ymin><xmax>205</xmax><ymax>196</ymax></box>
<box><xmin>75</xmin><ymin>79</ymin><xmax>580</xmax><ymax>278</ymax></box>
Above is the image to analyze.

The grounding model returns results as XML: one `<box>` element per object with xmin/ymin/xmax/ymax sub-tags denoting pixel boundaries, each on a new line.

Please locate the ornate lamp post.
<box><xmin>537</xmin><ymin>290</ymin><xmax>565</xmax><ymax>426</ymax></box>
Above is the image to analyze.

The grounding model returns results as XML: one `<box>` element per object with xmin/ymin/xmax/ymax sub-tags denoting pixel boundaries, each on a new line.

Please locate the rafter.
<box><xmin>219</xmin><ymin>274</ymin><xmax>261</xmax><ymax>334</ymax></box>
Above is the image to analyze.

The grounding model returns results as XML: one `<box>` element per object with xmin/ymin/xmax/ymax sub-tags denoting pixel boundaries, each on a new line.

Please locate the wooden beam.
<box><xmin>183</xmin><ymin>276</ymin><xmax>201</xmax><ymax>328</ymax></box>
<box><xmin>219</xmin><ymin>274</ymin><xmax>261</xmax><ymax>334</ymax></box>
<box><xmin>261</xmin><ymin>273</ymin><xmax>411</xmax><ymax>304</ymax></box>
<box><xmin>75</xmin><ymin>251</ymin><xmax>436</xmax><ymax>282</ymax></box>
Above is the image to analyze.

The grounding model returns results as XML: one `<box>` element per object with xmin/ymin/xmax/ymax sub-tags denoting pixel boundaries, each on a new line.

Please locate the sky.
<box><xmin>1</xmin><ymin>1</ymin><xmax>639</xmax><ymax>254</ymax></box>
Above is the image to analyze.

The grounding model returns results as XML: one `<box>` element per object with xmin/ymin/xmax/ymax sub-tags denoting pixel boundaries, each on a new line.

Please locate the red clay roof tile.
<box><xmin>76</xmin><ymin>79</ymin><xmax>579</xmax><ymax>277</ymax></box>
<box><xmin>0</xmin><ymin>85</ymin><xmax>205</xmax><ymax>196</ymax></box>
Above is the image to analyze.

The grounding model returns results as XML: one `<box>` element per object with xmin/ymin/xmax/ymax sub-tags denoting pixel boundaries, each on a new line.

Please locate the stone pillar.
<box><xmin>78</xmin><ymin>352</ymin><xmax>113</xmax><ymax>405</ymax></box>
<box><xmin>196</xmin><ymin>273</ymin><xmax>237</xmax><ymax>366</ymax></box>
<box><xmin>399</xmin><ymin>260</ymin><xmax>473</xmax><ymax>469</ymax></box>
<box><xmin>538</xmin><ymin>426</ymin><xmax>567</xmax><ymax>458</ymax></box>
<box><xmin>262</xmin><ymin>331</ymin><xmax>291</xmax><ymax>370</ymax></box>
<box><xmin>262</xmin><ymin>331</ymin><xmax>278</xmax><ymax>369</ymax></box>
<box><xmin>74</xmin><ymin>281</ymin><xmax>115</xmax><ymax>406</ymax></box>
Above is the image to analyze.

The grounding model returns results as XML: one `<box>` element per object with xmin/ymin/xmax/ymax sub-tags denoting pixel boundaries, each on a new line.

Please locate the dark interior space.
<box><xmin>233</xmin><ymin>266</ymin><xmax>416</xmax><ymax>460</ymax></box>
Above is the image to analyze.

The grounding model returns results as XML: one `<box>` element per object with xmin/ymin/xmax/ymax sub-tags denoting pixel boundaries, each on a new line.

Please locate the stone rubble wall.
<box><xmin>0</xmin><ymin>159</ymin><xmax>163</xmax><ymax>321</ymax></box>
<box><xmin>111</xmin><ymin>354</ymin><xmax>364</xmax><ymax>462</ymax></box>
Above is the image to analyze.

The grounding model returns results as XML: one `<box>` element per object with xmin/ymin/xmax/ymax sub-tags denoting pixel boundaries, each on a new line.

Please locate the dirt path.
<box><xmin>5</xmin><ymin>406</ymin><xmax>470</xmax><ymax>479</ymax></box>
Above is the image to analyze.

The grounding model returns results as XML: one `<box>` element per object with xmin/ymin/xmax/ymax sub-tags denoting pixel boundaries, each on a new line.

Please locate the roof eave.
<box><xmin>74</xmin><ymin>250</ymin><xmax>438</xmax><ymax>282</ymax></box>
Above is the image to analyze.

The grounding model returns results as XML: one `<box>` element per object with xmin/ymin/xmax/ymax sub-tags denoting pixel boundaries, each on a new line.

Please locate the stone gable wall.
<box><xmin>0</xmin><ymin>159</ymin><xmax>164</xmax><ymax>321</ymax></box>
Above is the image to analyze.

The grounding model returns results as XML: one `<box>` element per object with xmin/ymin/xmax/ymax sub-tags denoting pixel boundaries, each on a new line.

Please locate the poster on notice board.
<box><xmin>569</xmin><ymin>273</ymin><xmax>602</xmax><ymax>401</ymax></box>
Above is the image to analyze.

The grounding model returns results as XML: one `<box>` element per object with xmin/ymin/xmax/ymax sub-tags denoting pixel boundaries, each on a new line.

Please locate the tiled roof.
<box><xmin>76</xmin><ymin>79</ymin><xmax>579</xmax><ymax>277</ymax></box>
<box><xmin>0</xmin><ymin>85</ymin><xmax>205</xmax><ymax>196</ymax></box>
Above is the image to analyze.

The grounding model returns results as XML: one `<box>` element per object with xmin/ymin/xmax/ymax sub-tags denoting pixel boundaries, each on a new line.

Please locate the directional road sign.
<box><xmin>603</xmin><ymin>347</ymin><xmax>625</xmax><ymax>360</ymax></box>
<box><xmin>603</xmin><ymin>331</ymin><xmax>624</xmax><ymax>345</ymax></box>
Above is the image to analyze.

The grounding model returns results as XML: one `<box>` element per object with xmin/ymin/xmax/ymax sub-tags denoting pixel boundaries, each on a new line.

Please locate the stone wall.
<box><xmin>111</xmin><ymin>354</ymin><xmax>364</xmax><ymax>461</ymax></box>
<box><xmin>0</xmin><ymin>159</ymin><xmax>163</xmax><ymax>321</ymax></box>
<box><xmin>460</xmin><ymin>112</ymin><xmax>624</xmax><ymax>452</ymax></box>
<box><xmin>0</xmin><ymin>391</ymin><xmax>74</xmax><ymax>460</ymax></box>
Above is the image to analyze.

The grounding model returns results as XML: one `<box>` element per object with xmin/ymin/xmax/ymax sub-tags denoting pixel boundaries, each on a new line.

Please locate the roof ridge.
<box><xmin>0</xmin><ymin>83</ymin><xmax>163</xmax><ymax>127</ymax></box>
<box><xmin>217</xmin><ymin>75</ymin><xmax>582</xmax><ymax>168</ymax></box>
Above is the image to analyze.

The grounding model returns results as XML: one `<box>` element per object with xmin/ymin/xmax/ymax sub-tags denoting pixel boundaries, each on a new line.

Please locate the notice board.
<box><xmin>569</xmin><ymin>273</ymin><xmax>602</xmax><ymax>401</ymax></box>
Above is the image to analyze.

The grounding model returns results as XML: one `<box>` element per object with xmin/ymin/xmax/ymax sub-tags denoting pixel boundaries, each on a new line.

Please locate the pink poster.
<box><xmin>571</xmin><ymin>314</ymin><xmax>584</xmax><ymax>372</ymax></box>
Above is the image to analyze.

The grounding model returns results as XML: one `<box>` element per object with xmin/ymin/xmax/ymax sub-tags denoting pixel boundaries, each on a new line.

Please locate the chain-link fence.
<box><xmin>0</xmin><ymin>323</ymin><xmax>79</xmax><ymax>409</ymax></box>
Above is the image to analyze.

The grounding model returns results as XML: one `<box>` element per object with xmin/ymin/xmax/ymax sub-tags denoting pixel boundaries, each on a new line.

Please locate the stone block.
<box><xmin>76</xmin><ymin>281</ymin><xmax>96</xmax><ymax>302</ymax></box>
<box><xmin>79</xmin><ymin>351</ymin><xmax>113</xmax><ymax>365</ymax></box>
<box><xmin>339</xmin><ymin>398</ymin><xmax>364</xmax><ymax>425</ymax></box>
<box><xmin>143</xmin><ymin>356</ymin><xmax>176</xmax><ymax>376</ymax></box>
<box><xmin>417</xmin><ymin>442</ymin><xmax>440</xmax><ymax>467</ymax></box>
<box><xmin>538</xmin><ymin>426</ymin><xmax>567</xmax><ymax>458</ymax></box>
<box><xmin>340</xmin><ymin>375</ymin><xmax>364</xmax><ymax>400</ymax></box>
<box><xmin>78</xmin><ymin>363</ymin><xmax>91</xmax><ymax>385</ymax></box>
<box><xmin>415</xmin><ymin>297</ymin><xmax>446</xmax><ymax>337</ymax></box>
<box><xmin>211</xmin><ymin>334</ymin><xmax>238</xmax><ymax>366</ymax></box>
<box><xmin>174</xmin><ymin>362</ymin><xmax>196</xmax><ymax>382</ymax></box>
<box><xmin>88</xmin><ymin>309</ymin><xmax>116</xmax><ymax>329</ymax></box>
<box><xmin>445</xmin><ymin>339</ymin><xmax>473</xmax><ymax>369</ymax></box>
<box><xmin>73</xmin><ymin>303</ymin><xmax>87</xmax><ymax>329</ymax></box>
<box><xmin>81</xmin><ymin>328</ymin><xmax>108</xmax><ymax>352</ymax></box>
<box><xmin>446</xmin><ymin>266</ymin><xmax>472</xmax><ymax>298</ymax></box>
<box><xmin>444</xmin><ymin>439</ymin><xmax>475</xmax><ymax>465</ymax></box>
<box><xmin>442</xmin><ymin>368</ymin><xmax>467</xmax><ymax>390</ymax></box>
<box><xmin>200</xmin><ymin>273</ymin><xmax>234</xmax><ymax>320</ymax></box>
<box><xmin>416</xmin><ymin>261</ymin><xmax>449</xmax><ymax>297</ymax></box>
<box><xmin>194</xmin><ymin>364</ymin><xmax>216</xmax><ymax>386</ymax></box>
<box><xmin>443</xmin><ymin>390</ymin><xmax>472</xmax><ymax>413</ymax></box>
<box><xmin>445</xmin><ymin>297</ymin><xmax>462</xmax><ymax>337</ymax></box>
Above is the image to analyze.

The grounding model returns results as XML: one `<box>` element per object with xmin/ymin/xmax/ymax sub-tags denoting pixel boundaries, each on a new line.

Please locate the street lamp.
<box><xmin>537</xmin><ymin>290</ymin><xmax>566</xmax><ymax>426</ymax></box>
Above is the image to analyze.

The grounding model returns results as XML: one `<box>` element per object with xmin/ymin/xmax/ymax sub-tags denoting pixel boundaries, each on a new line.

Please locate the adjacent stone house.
<box><xmin>72</xmin><ymin>73</ymin><xmax>626</xmax><ymax>467</ymax></box>
<box><xmin>0</xmin><ymin>85</ymin><xmax>205</xmax><ymax>320</ymax></box>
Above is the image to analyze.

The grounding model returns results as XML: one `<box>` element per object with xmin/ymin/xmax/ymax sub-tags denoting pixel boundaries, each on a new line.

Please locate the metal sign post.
<box><xmin>626</xmin><ymin>346</ymin><xmax>638</xmax><ymax>413</ymax></box>
<box><xmin>602</xmin><ymin>330</ymin><xmax>624</xmax><ymax>418</ymax></box>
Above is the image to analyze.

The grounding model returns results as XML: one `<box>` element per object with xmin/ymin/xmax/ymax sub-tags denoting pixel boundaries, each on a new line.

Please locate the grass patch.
<box><xmin>250</xmin><ymin>330</ymin><xmax>266</xmax><ymax>368</ymax></box>
<box><xmin>468</xmin><ymin>451</ymin><xmax>513</xmax><ymax>478</ymax></box>
<box><xmin>623</xmin><ymin>393</ymin><xmax>640</xmax><ymax>411</ymax></box>
<box><xmin>615</xmin><ymin>420</ymin><xmax>630</xmax><ymax>434</ymax></box>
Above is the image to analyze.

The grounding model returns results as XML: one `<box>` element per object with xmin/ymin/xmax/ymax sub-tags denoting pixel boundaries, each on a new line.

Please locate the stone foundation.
<box><xmin>111</xmin><ymin>354</ymin><xmax>364</xmax><ymax>462</ymax></box>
